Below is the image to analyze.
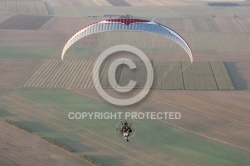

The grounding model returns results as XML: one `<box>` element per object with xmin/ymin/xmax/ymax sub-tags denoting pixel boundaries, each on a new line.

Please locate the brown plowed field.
<box><xmin>0</xmin><ymin>120</ymin><xmax>93</xmax><ymax>166</ymax></box>
<box><xmin>0</xmin><ymin>59</ymin><xmax>43</xmax><ymax>89</ymax></box>
<box><xmin>0</xmin><ymin>0</ymin><xmax>48</xmax><ymax>15</ymax></box>
<box><xmin>0</xmin><ymin>14</ymin><xmax>52</xmax><ymax>30</ymax></box>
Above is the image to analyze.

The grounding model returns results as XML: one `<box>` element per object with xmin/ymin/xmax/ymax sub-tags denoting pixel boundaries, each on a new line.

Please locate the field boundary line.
<box><xmin>151</xmin><ymin>96</ymin><xmax>250</xmax><ymax>152</ymax></box>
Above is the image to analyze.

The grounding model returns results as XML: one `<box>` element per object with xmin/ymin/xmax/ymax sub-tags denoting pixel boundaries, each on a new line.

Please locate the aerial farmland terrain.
<box><xmin>0</xmin><ymin>0</ymin><xmax>250</xmax><ymax>166</ymax></box>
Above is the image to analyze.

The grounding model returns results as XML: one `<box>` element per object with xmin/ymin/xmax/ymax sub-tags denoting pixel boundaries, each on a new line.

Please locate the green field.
<box><xmin>0</xmin><ymin>88</ymin><xmax>249</xmax><ymax>166</ymax></box>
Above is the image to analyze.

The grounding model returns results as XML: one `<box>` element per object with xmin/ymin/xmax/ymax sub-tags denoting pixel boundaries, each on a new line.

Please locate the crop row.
<box><xmin>24</xmin><ymin>60</ymin><xmax>235</xmax><ymax>90</ymax></box>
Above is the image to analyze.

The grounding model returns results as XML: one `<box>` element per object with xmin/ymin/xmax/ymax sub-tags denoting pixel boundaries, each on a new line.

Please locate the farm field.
<box><xmin>0</xmin><ymin>31</ymin><xmax>249</xmax><ymax>61</ymax></box>
<box><xmin>0</xmin><ymin>0</ymin><xmax>48</xmax><ymax>15</ymax></box>
<box><xmin>40</xmin><ymin>0</ymin><xmax>194</xmax><ymax>8</ymax></box>
<box><xmin>0</xmin><ymin>59</ymin><xmax>43</xmax><ymax>89</ymax></box>
<box><xmin>144</xmin><ymin>90</ymin><xmax>250</xmax><ymax>151</ymax></box>
<box><xmin>0</xmin><ymin>15</ymin><xmax>250</xmax><ymax>62</ymax></box>
<box><xmin>41</xmin><ymin>0</ymin><xmax>250</xmax><ymax>18</ymax></box>
<box><xmin>0</xmin><ymin>88</ymin><xmax>250</xmax><ymax>166</ymax></box>
<box><xmin>52</xmin><ymin>6</ymin><xmax>250</xmax><ymax>18</ymax></box>
<box><xmin>23</xmin><ymin>60</ymin><xmax>235</xmax><ymax>90</ymax></box>
<box><xmin>0</xmin><ymin>120</ymin><xmax>93</xmax><ymax>166</ymax></box>
<box><xmin>0</xmin><ymin>1</ymin><xmax>250</xmax><ymax>165</ymax></box>
<box><xmin>225</xmin><ymin>62</ymin><xmax>250</xmax><ymax>90</ymax></box>
<box><xmin>1</xmin><ymin>0</ymin><xmax>250</xmax><ymax>18</ymax></box>
<box><xmin>0</xmin><ymin>14</ymin><xmax>52</xmax><ymax>30</ymax></box>
<box><xmin>0</xmin><ymin>45</ymin><xmax>92</xmax><ymax>59</ymax></box>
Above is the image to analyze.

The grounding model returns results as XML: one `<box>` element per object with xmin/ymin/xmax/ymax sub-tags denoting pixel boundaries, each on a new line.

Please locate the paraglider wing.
<box><xmin>61</xmin><ymin>18</ymin><xmax>193</xmax><ymax>62</ymax></box>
